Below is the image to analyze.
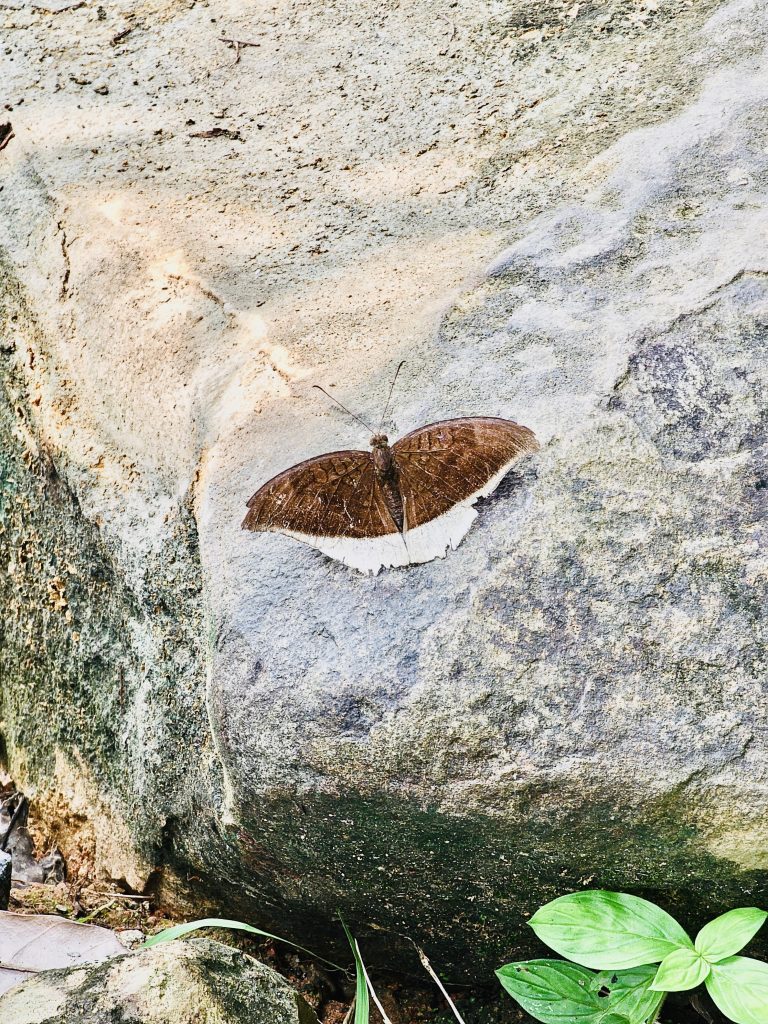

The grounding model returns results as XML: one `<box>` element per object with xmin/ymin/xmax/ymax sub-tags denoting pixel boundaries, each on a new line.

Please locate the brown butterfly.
<box><xmin>242</xmin><ymin>364</ymin><xmax>539</xmax><ymax>574</ymax></box>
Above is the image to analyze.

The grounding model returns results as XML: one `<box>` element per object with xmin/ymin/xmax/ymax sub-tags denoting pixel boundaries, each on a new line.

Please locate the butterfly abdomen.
<box><xmin>372</xmin><ymin>443</ymin><xmax>404</xmax><ymax>533</ymax></box>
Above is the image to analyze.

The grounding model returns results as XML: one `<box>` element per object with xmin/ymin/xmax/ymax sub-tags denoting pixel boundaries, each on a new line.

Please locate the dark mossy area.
<box><xmin>153</xmin><ymin>785</ymin><xmax>768</xmax><ymax>986</ymax></box>
<box><xmin>0</xmin><ymin>266</ymin><xmax>213</xmax><ymax>883</ymax></box>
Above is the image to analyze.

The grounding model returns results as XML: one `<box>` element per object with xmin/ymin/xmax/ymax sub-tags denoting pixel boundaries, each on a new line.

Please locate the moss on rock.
<box><xmin>0</xmin><ymin>938</ymin><xmax>316</xmax><ymax>1024</ymax></box>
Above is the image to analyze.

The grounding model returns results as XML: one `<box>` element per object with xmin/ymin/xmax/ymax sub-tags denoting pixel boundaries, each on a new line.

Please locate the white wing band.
<box><xmin>277</xmin><ymin>453</ymin><xmax>520</xmax><ymax>574</ymax></box>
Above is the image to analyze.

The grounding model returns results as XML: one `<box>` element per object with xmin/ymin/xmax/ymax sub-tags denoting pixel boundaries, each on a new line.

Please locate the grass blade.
<box><xmin>341</xmin><ymin>920</ymin><xmax>369</xmax><ymax>1024</ymax></box>
<box><xmin>141</xmin><ymin>917</ymin><xmax>344</xmax><ymax>971</ymax></box>
<box><xmin>340</xmin><ymin>917</ymin><xmax>395</xmax><ymax>1024</ymax></box>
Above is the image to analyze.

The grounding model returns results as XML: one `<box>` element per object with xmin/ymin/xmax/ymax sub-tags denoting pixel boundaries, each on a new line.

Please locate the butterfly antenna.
<box><xmin>378</xmin><ymin>360</ymin><xmax>405</xmax><ymax>432</ymax></box>
<box><xmin>312</xmin><ymin>385</ymin><xmax>375</xmax><ymax>433</ymax></box>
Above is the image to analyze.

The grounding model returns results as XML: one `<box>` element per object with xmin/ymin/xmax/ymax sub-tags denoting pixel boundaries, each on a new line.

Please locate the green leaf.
<box><xmin>496</xmin><ymin>959</ymin><xmax>660</xmax><ymax>1024</ymax></box>
<box><xmin>529</xmin><ymin>891</ymin><xmax>693</xmax><ymax>969</ymax></box>
<box><xmin>593</xmin><ymin>964</ymin><xmax>666</xmax><ymax>1021</ymax></box>
<box><xmin>695</xmin><ymin>908</ymin><xmax>768</xmax><ymax>962</ymax></box>
<box><xmin>497</xmin><ymin>960</ymin><xmax>606</xmax><ymax>1023</ymax></box>
<box><xmin>650</xmin><ymin>948</ymin><xmax>710</xmax><ymax>992</ymax></box>
<box><xmin>705</xmin><ymin>956</ymin><xmax>768</xmax><ymax>1024</ymax></box>
<box><xmin>140</xmin><ymin>917</ymin><xmax>343</xmax><ymax>971</ymax></box>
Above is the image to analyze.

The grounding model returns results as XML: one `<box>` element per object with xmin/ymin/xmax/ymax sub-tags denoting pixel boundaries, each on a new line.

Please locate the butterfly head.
<box><xmin>369</xmin><ymin>433</ymin><xmax>389</xmax><ymax>449</ymax></box>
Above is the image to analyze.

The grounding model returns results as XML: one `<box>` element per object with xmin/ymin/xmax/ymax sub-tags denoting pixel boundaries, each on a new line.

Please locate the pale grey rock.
<box><xmin>0</xmin><ymin>0</ymin><xmax>766</xmax><ymax>985</ymax></box>
<box><xmin>0</xmin><ymin>939</ymin><xmax>316</xmax><ymax>1024</ymax></box>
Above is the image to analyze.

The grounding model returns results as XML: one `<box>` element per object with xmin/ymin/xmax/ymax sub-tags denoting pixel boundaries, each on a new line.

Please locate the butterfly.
<box><xmin>242</xmin><ymin>365</ymin><xmax>539</xmax><ymax>575</ymax></box>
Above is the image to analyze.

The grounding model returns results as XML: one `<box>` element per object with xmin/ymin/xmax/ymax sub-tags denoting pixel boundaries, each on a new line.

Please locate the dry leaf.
<box><xmin>0</xmin><ymin>911</ymin><xmax>125</xmax><ymax>996</ymax></box>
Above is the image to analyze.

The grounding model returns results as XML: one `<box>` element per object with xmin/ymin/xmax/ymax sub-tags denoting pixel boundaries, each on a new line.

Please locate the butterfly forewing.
<box><xmin>242</xmin><ymin>450</ymin><xmax>399</xmax><ymax>539</ymax></box>
<box><xmin>392</xmin><ymin>417</ymin><xmax>539</xmax><ymax>530</ymax></box>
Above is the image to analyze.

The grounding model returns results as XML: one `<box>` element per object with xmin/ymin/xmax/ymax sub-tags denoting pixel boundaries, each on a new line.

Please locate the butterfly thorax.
<box><xmin>370</xmin><ymin>435</ymin><xmax>404</xmax><ymax>532</ymax></box>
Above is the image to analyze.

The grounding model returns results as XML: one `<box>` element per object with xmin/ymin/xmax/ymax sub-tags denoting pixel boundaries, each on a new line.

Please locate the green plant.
<box><xmin>141</xmin><ymin>916</ymin><xmax>342</xmax><ymax>965</ymax></box>
<box><xmin>141</xmin><ymin>915</ymin><xmax>393</xmax><ymax>1023</ymax></box>
<box><xmin>497</xmin><ymin>891</ymin><xmax>768</xmax><ymax>1024</ymax></box>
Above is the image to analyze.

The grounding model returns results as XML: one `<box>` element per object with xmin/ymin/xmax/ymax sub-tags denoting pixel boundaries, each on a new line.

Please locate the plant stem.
<box><xmin>649</xmin><ymin>994</ymin><xmax>667</xmax><ymax>1024</ymax></box>
<box><xmin>414</xmin><ymin>944</ymin><xmax>467</xmax><ymax>1024</ymax></box>
<box><xmin>359</xmin><ymin>951</ymin><xmax>394</xmax><ymax>1024</ymax></box>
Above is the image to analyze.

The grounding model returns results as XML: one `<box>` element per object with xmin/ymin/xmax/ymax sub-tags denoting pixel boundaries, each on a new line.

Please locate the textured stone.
<box><xmin>0</xmin><ymin>938</ymin><xmax>316</xmax><ymax>1024</ymax></box>
<box><xmin>0</xmin><ymin>0</ymin><xmax>766</xmax><ymax>986</ymax></box>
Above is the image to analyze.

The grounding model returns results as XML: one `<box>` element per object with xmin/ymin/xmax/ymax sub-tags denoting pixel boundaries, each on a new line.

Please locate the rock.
<box><xmin>0</xmin><ymin>938</ymin><xmax>316</xmax><ymax>1024</ymax></box>
<box><xmin>0</xmin><ymin>0</ymin><xmax>767</xmax><ymax>986</ymax></box>
<box><xmin>0</xmin><ymin>852</ymin><xmax>10</xmax><ymax>911</ymax></box>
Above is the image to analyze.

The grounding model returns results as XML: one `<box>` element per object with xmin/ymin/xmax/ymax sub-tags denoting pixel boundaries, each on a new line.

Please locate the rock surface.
<box><xmin>0</xmin><ymin>938</ymin><xmax>316</xmax><ymax>1024</ymax></box>
<box><xmin>1</xmin><ymin>0</ymin><xmax>767</xmax><ymax>984</ymax></box>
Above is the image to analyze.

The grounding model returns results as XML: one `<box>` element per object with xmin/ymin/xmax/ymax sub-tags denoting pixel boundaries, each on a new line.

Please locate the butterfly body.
<box><xmin>370</xmin><ymin>434</ymin><xmax>405</xmax><ymax>532</ymax></box>
<box><xmin>243</xmin><ymin>416</ymin><xmax>538</xmax><ymax>575</ymax></box>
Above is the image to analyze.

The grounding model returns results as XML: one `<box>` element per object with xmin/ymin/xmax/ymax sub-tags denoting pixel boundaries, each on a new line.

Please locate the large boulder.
<box><xmin>0</xmin><ymin>938</ymin><xmax>316</xmax><ymax>1024</ymax></box>
<box><xmin>1</xmin><ymin>0</ymin><xmax>766</xmax><ymax>981</ymax></box>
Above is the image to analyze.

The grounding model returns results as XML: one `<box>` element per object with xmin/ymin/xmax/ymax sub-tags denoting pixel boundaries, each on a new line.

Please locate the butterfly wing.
<box><xmin>392</xmin><ymin>417</ymin><xmax>538</xmax><ymax>563</ymax></box>
<box><xmin>242</xmin><ymin>450</ymin><xmax>408</xmax><ymax>574</ymax></box>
